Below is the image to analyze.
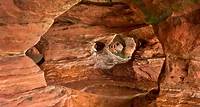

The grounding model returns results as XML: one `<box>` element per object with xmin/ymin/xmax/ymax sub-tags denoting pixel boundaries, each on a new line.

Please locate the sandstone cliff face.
<box><xmin>156</xmin><ymin>8</ymin><xmax>200</xmax><ymax>107</ymax></box>
<box><xmin>0</xmin><ymin>0</ymin><xmax>200</xmax><ymax>107</ymax></box>
<box><xmin>0</xmin><ymin>0</ymin><xmax>81</xmax><ymax>106</ymax></box>
<box><xmin>0</xmin><ymin>0</ymin><xmax>80</xmax><ymax>53</ymax></box>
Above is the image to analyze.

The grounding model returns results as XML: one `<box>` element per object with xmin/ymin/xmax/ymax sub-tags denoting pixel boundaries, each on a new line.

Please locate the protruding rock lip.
<box><xmin>64</xmin><ymin>80</ymin><xmax>151</xmax><ymax>99</ymax></box>
<box><xmin>80</xmin><ymin>83</ymin><xmax>146</xmax><ymax>98</ymax></box>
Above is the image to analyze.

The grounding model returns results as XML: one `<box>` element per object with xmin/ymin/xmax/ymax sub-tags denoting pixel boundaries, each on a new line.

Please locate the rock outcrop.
<box><xmin>0</xmin><ymin>0</ymin><xmax>199</xmax><ymax>107</ymax></box>
<box><xmin>156</xmin><ymin>8</ymin><xmax>200</xmax><ymax>107</ymax></box>
<box><xmin>0</xmin><ymin>0</ymin><xmax>81</xmax><ymax>106</ymax></box>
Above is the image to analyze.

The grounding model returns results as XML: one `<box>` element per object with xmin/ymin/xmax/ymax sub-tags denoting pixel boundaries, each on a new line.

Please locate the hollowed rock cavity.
<box><xmin>31</xmin><ymin>2</ymin><xmax>164</xmax><ymax>107</ymax></box>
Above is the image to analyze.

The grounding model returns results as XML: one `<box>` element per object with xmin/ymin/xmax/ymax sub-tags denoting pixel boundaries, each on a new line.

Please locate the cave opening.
<box><xmin>23</xmin><ymin>1</ymin><xmax>166</xmax><ymax>106</ymax></box>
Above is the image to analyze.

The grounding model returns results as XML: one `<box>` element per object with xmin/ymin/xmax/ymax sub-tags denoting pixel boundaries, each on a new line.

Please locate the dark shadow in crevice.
<box><xmin>25</xmin><ymin>46</ymin><xmax>45</xmax><ymax>66</ymax></box>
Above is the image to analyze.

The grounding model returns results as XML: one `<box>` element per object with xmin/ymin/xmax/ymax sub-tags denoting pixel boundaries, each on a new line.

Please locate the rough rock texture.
<box><xmin>0</xmin><ymin>0</ymin><xmax>162</xmax><ymax>106</ymax></box>
<box><xmin>0</xmin><ymin>1</ymin><xmax>165</xmax><ymax>106</ymax></box>
<box><xmin>120</xmin><ymin>0</ymin><xmax>200</xmax><ymax>106</ymax></box>
<box><xmin>0</xmin><ymin>19</ymin><xmax>53</xmax><ymax>53</ymax></box>
<box><xmin>0</xmin><ymin>0</ymin><xmax>199</xmax><ymax>107</ymax></box>
<box><xmin>0</xmin><ymin>0</ymin><xmax>81</xmax><ymax>106</ymax></box>
<box><xmin>40</xmin><ymin>3</ymin><xmax>142</xmax><ymax>62</ymax></box>
<box><xmin>36</xmin><ymin>2</ymin><xmax>164</xmax><ymax>107</ymax></box>
<box><xmin>0</xmin><ymin>0</ymin><xmax>80</xmax><ymax>53</ymax></box>
<box><xmin>39</xmin><ymin>2</ymin><xmax>162</xmax><ymax>82</ymax></box>
<box><xmin>0</xmin><ymin>56</ymin><xmax>46</xmax><ymax>96</ymax></box>
<box><xmin>0</xmin><ymin>85</ymin><xmax>159</xmax><ymax>107</ymax></box>
<box><xmin>132</xmin><ymin>58</ymin><xmax>165</xmax><ymax>82</ymax></box>
<box><xmin>1</xmin><ymin>86</ymin><xmax>68</xmax><ymax>107</ymax></box>
<box><xmin>155</xmin><ymin>4</ymin><xmax>200</xmax><ymax>107</ymax></box>
<box><xmin>157</xmin><ymin>9</ymin><xmax>200</xmax><ymax>83</ymax></box>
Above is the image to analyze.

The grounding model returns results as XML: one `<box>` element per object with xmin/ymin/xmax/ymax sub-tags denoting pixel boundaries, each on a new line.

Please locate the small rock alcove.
<box><xmin>25</xmin><ymin>1</ymin><xmax>163</xmax><ymax>107</ymax></box>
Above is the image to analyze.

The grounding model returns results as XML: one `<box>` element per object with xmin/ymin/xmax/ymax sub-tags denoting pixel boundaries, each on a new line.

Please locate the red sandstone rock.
<box><xmin>0</xmin><ymin>20</ymin><xmax>54</xmax><ymax>53</ymax></box>
<box><xmin>188</xmin><ymin>60</ymin><xmax>200</xmax><ymax>81</ymax></box>
<box><xmin>0</xmin><ymin>85</ymin><xmax>158</xmax><ymax>107</ymax></box>
<box><xmin>0</xmin><ymin>86</ymin><xmax>70</xmax><ymax>107</ymax></box>
<box><xmin>0</xmin><ymin>0</ymin><xmax>199</xmax><ymax>106</ymax></box>
<box><xmin>157</xmin><ymin>9</ymin><xmax>200</xmax><ymax>85</ymax></box>
<box><xmin>0</xmin><ymin>0</ymin><xmax>81</xmax><ymax>24</ymax></box>
<box><xmin>58</xmin><ymin>3</ymin><xmax>144</xmax><ymax>27</ymax></box>
<box><xmin>129</xmin><ymin>25</ymin><xmax>155</xmax><ymax>40</ymax></box>
<box><xmin>0</xmin><ymin>0</ymin><xmax>80</xmax><ymax>53</ymax></box>
<box><xmin>33</xmin><ymin>3</ymin><xmax>162</xmax><ymax>107</ymax></box>
<box><xmin>41</xmin><ymin>3</ymin><xmax>141</xmax><ymax>62</ymax></box>
<box><xmin>155</xmin><ymin>6</ymin><xmax>200</xmax><ymax>107</ymax></box>
<box><xmin>0</xmin><ymin>56</ymin><xmax>46</xmax><ymax>96</ymax></box>
<box><xmin>0</xmin><ymin>0</ymin><xmax>82</xmax><ymax>106</ymax></box>
<box><xmin>133</xmin><ymin>58</ymin><xmax>165</xmax><ymax>82</ymax></box>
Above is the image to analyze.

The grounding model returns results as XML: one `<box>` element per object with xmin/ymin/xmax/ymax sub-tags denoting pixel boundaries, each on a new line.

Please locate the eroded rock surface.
<box><xmin>0</xmin><ymin>0</ymin><xmax>161</xmax><ymax>106</ymax></box>
<box><xmin>0</xmin><ymin>0</ymin><xmax>199</xmax><ymax>107</ymax></box>
<box><xmin>0</xmin><ymin>0</ymin><xmax>82</xmax><ymax>107</ymax></box>
<box><xmin>0</xmin><ymin>0</ymin><xmax>80</xmax><ymax>53</ymax></box>
<box><xmin>0</xmin><ymin>56</ymin><xmax>46</xmax><ymax>96</ymax></box>
<box><xmin>156</xmin><ymin>6</ymin><xmax>200</xmax><ymax>107</ymax></box>
<box><xmin>36</xmin><ymin>2</ymin><xmax>164</xmax><ymax>107</ymax></box>
<box><xmin>0</xmin><ymin>85</ymin><xmax>159</xmax><ymax>107</ymax></box>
